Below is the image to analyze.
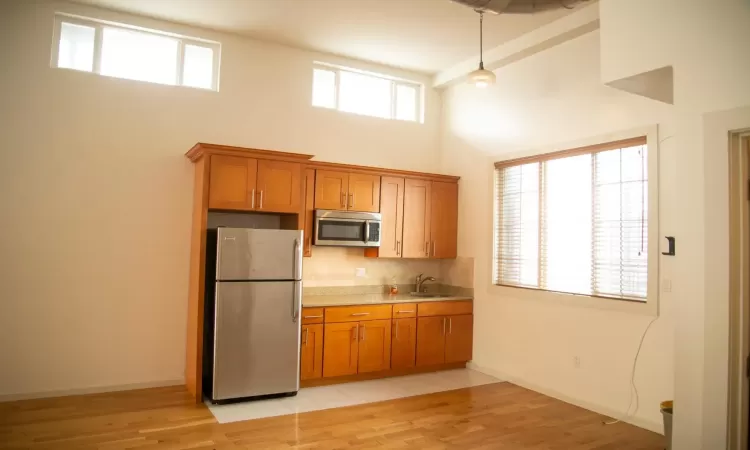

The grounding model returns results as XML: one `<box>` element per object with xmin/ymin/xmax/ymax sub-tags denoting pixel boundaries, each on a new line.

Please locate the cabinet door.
<box><xmin>402</xmin><ymin>179</ymin><xmax>432</xmax><ymax>258</ymax></box>
<box><xmin>256</xmin><ymin>160</ymin><xmax>301</xmax><ymax>213</ymax></box>
<box><xmin>357</xmin><ymin>319</ymin><xmax>391</xmax><ymax>373</ymax></box>
<box><xmin>391</xmin><ymin>318</ymin><xmax>417</xmax><ymax>370</ymax></box>
<box><xmin>303</xmin><ymin>168</ymin><xmax>315</xmax><ymax>257</ymax></box>
<box><xmin>416</xmin><ymin>316</ymin><xmax>445</xmax><ymax>366</ymax></box>
<box><xmin>315</xmin><ymin>170</ymin><xmax>349</xmax><ymax>211</ymax></box>
<box><xmin>378</xmin><ymin>177</ymin><xmax>405</xmax><ymax>258</ymax></box>
<box><xmin>300</xmin><ymin>324</ymin><xmax>324</xmax><ymax>380</ymax></box>
<box><xmin>348</xmin><ymin>173</ymin><xmax>381</xmax><ymax>212</ymax></box>
<box><xmin>445</xmin><ymin>315</ymin><xmax>473</xmax><ymax>363</ymax></box>
<box><xmin>323</xmin><ymin>322</ymin><xmax>359</xmax><ymax>377</ymax></box>
<box><xmin>208</xmin><ymin>155</ymin><xmax>257</xmax><ymax>210</ymax></box>
<box><xmin>430</xmin><ymin>181</ymin><xmax>458</xmax><ymax>258</ymax></box>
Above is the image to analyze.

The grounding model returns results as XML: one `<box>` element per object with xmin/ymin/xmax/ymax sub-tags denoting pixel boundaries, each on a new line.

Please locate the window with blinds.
<box><xmin>493</xmin><ymin>136</ymin><xmax>649</xmax><ymax>301</ymax></box>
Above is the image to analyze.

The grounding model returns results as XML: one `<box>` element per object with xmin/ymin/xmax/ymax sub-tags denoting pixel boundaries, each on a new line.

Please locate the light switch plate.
<box><xmin>355</xmin><ymin>268</ymin><xmax>366</xmax><ymax>277</ymax></box>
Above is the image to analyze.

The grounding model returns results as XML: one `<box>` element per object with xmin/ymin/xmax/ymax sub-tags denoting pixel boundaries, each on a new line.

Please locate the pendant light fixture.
<box><xmin>467</xmin><ymin>10</ymin><xmax>496</xmax><ymax>88</ymax></box>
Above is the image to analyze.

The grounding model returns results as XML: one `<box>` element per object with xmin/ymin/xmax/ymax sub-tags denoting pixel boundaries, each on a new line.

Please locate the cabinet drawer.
<box><xmin>325</xmin><ymin>305</ymin><xmax>392</xmax><ymax>323</ymax></box>
<box><xmin>417</xmin><ymin>301</ymin><xmax>473</xmax><ymax>317</ymax></box>
<box><xmin>302</xmin><ymin>307</ymin><xmax>324</xmax><ymax>324</ymax></box>
<box><xmin>392</xmin><ymin>303</ymin><xmax>417</xmax><ymax>318</ymax></box>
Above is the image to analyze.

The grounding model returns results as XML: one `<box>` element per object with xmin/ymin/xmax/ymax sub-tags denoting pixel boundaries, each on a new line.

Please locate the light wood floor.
<box><xmin>0</xmin><ymin>382</ymin><xmax>664</xmax><ymax>449</ymax></box>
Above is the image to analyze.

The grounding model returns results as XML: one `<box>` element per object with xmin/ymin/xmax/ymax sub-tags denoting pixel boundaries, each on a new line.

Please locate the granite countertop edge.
<box><xmin>302</xmin><ymin>294</ymin><xmax>474</xmax><ymax>308</ymax></box>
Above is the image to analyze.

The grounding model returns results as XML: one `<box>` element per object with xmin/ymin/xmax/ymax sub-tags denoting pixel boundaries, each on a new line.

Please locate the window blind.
<box><xmin>493</xmin><ymin>137</ymin><xmax>648</xmax><ymax>301</ymax></box>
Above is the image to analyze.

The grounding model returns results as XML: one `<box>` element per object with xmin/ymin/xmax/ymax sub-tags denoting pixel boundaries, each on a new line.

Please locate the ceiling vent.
<box><xmin>450</xmin><ymin>0</ymin><xmax>591</xmax><ymax>14</ymax></box>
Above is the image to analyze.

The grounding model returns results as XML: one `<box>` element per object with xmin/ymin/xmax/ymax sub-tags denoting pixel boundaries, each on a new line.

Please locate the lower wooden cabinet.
<box><xmin>305</xmin><ymin>302</ymin><xmax>472</xmax><ymax>383</ymax></box>
<box><xmin>323</xmin><ymin>322</ymin><xmax>359</xmax><ymax>378</ymax></box>
<box><xmin>445</xmin><ymin>315</ymin><xmax>473</xmax><ymax>363</ymax></box>
<box><xmin>357</xmin><ymin>319</ymin><xmax>391</xmax><ymax>373</ymax></box>
<box><xmin>416</xmin><ymin>314</ymin><xmax>473</xmax><ymax>366</ymax></box>
<box><xmin>391</xmin><ymin>318</ymin><xmax>417</xmax><ymax>369</ymax></box>
<box><xmin>300</xmin><ymin>323</ymin><xmax>323</xmax><ymax>380</ymax></box>
<box><xmin>323</xmin><ymin>320</ymin><xmax>392</xmax><ymax>377</ymax></box>
<box><xmin>416</xmin><ymin>316</ymin><xmax>446</xmax><ymax>366</ymax></box>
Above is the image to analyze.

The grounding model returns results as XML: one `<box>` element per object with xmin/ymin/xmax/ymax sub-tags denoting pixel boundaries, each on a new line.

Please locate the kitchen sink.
<box><xmin>409</xmin><ymin>292</ymin><xmax>452</xmax><ymax>298</ymax></box>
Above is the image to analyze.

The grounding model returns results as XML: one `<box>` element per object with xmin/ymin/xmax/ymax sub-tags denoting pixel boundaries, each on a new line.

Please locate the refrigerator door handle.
<box><xmin>292</xmin><ymin>280</ymin><xmax>301</xmax><ymax>323</ymax></box>
<box><xmin>293</xmin><ymin>238</ymin><xmax>302</xmax><ymax>280</ymax></box>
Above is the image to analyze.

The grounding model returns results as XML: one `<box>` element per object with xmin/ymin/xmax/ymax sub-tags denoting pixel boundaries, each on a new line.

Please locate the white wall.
<box><xmin>440</xmin><ymin>30</ymin><xmax>677</xmax><ymax>431</ymax></box>
<box><xmin>599</xmin><ymin>1</ymin><xmax>750</xmax><ymax>447</ymax></box>
<box><xmin>0</xmin><ymin>0</ymin><xmax>442</xmax><ymax>399</ymax></box>
<box><xmin>441</xmin><ymin>0</ymin><xmax>750</xmax><ymax>443</ymax></box>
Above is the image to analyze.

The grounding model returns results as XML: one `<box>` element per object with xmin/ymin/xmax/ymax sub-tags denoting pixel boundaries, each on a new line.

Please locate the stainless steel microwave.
<box><xmin>314</xmin><ymin>210</ymin><xmax>381</xmax><ymax>248</ymax></box>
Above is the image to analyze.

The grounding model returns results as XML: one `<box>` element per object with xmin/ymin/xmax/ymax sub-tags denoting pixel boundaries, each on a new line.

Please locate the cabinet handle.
<box><xmin>349</xmin><ymin>193</ymin><xmax>354</xmax><ymax>208</ymax></box>
<box><xmin>449</xmin><ymin>317</ymin><xmax>452</xmax><ymax>335</ymax></box>
<box><xmin>394</xmin><ymin>321</ymin><xmax>399</xmax><ymax>340</ymax></box>
<box><xmin>396</xmin><ymin>310</ymin><xmax>414</xmax><ymax>313</ymax></box>
<box><xmin>251</xmin><ymin>188</ymin><xmax>256</xmax><ymax>209</ymax></box>
<box><xmin>433</xmin><ymin>241</ymin><xmax>436</xmax><ymax>257</ymax></box>
<box><xmin>352</xmin><ymin>324</ymin><xmax>358</xmax><ymax>341</ymax></box>
<box><xmin>303</xmin><ymin>315</ymin><xmax>323</xmax><ymax>319</ymax></box>
<box><xmin>424</xmin><ymin>242</ymin><xmax>428</xmax><ymax>257</ymax></box>
<box><xmin>350</xmin><ymin>312</ymin><xmax>370</xmax><ymax>316</ymax></box>
<box><xmin>396</xmin><ymin>240</ymin><xmax>401</xmax><ymax>256</ymax></box>
<box><xmin>361</xmin><ymin>324</ymin><xmax>366</xmax><ymax>341</ymax></box>
<box><xmin>259</xmin><ymin>190</ymin><xmax>264</xmax><ymax>209</ymax></box>
<box><xmin>303</xmin><ymin>327</ymin><xmax>309</xmax><ymax>345</ymax></box>
<box><xmin>442</xmin><ymin>317</ymin><xmax>446</xmax><ymax>335</ymax></box>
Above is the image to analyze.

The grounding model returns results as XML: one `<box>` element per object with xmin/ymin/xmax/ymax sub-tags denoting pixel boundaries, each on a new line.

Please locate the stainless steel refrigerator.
<box><xmin>204</xmin><ymin>227</ymin><xmax>303</xmax><ymax>403</ymax></box>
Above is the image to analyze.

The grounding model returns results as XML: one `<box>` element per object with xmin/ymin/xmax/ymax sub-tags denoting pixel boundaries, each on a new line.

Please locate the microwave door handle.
<box><xmin>364</xmin><ymin>220</ymin><xmax>370</xmax><ymax>242</ymax></box>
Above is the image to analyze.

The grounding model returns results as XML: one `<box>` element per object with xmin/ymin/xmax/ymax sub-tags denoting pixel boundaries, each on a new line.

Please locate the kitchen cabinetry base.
<box><xmin>299</xmin><ymin>362</ymin><xmax>466</xmax><ymax>388</ymax></box>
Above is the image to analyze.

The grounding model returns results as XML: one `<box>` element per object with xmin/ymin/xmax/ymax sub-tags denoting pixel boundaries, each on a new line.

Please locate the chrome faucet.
<box><xmin>415</xmin><ymin>273</ymin><xmax>436</xmax><ymax>293</ymax></box>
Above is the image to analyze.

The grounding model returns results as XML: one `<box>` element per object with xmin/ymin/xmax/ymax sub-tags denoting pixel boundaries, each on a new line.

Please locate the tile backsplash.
<box><xmin>302</xmin><ymin>247</ymin><xmax>474</xmax><ymax>289</ymax></box>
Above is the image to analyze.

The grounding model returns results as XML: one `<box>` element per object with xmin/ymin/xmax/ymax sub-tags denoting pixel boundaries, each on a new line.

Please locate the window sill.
<box><xmin>487</xmin><ymin>283</ymin><xmax>659</xmax><ymax>316</ymax></box>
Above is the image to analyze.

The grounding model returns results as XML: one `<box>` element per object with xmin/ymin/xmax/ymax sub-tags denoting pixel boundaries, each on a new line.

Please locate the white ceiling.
<box><xmin>73</xmin><ymin>0</ymin><xmax>578</xmax><ymax>74</ymax></box>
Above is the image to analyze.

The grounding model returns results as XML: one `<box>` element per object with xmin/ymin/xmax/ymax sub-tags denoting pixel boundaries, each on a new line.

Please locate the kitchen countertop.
<box><xmin>302</xmin><ymin>293</ymin><xmax>473</xmax><ymax>308</ymax></box>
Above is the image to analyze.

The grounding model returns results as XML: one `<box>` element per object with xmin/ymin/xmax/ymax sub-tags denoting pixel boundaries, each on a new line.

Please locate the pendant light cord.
<box><xmin>479</xmin><ymin>11</ymin><xmax>485</xmax><ymax>70</ymax></box>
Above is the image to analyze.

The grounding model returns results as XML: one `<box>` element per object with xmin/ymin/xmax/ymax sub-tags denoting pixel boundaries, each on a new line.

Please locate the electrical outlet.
<box><xmin>662</xmin><ymin>279</ymin><xmax>672</xmax><ymax>293</ymax></box>
<box><xmin>573</xmin><ymin>356</ymin><xmax>581</xmax><ymax>369</ymax></box>
<box><xmin>355</xmin><ymin>268</ymin><xmax>366</xmax><ymax>277</ymax></box>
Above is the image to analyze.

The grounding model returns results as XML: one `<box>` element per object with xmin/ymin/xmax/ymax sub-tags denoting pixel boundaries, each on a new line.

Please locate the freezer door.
<box><xmin>212</xmin><ymin>280</ymin><xmax>302</xmax><ymax>400</ymax></box>
<box><xmin>216</xmin><ymin>228</ymin><xmax>303</xmax><ymax>281</ymax></box>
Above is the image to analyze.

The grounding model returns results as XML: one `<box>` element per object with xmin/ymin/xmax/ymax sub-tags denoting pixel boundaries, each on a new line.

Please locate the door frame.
<box><xmin>728</xmin><ymin>131</ymin><xmax>750</xmax><ymax>450</ymax></box>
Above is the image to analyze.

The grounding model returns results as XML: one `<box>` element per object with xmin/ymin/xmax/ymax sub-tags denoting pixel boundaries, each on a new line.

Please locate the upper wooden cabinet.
<box><xmin>402</xmin><ymin>179</ymin><xmax>432</xmax><ymax>258</ymax></box>
<box><xmin>378</xmin><ymin>177</ymin><xmax>405</xmax><ymax>258</ymax></box>
<box><xmin>208</xmin><ymin>155</ymin><xmax>257</xmax><ymax>210</ymax></box>
<box><xmin>302</xmin><ymin>168</ymin><xmax>315</xmax><ymax>257</ymax></box>
<box><xmin>348</xmin><ymin>173</ymin><xmax>381</xmax><ymax>213</ymax></box>
<box><xmin>368</xmin><ymin>178</ymin><xmax>458</xmax><ymax>259</ymax></box>
<box><xmin>314</xmin><ymin>170</ymin><xmax>381</xmax><ymax>213</ymax></box>
<box><xmin>315</xmin><ymin>170</ymin><xmax>349</xmax><ymax>210</ymax></box>
<box><xmin>430</xmin><ymin>181</ymin><xmax>458</xmax><ymax>258</ymax></box>
<box><xmin>256</xmin><ymin>160</ymin><xmax>302</xmax><ymax>213</ymax></box>
<box><xmin>208</xmin><ymin>155</ymin><xmax>301</xmax><ymax>214</ymax></box>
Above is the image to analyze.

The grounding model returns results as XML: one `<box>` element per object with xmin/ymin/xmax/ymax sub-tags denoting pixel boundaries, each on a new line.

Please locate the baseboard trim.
<box><xmin>0</xmin><ymin>379</ymin><xmax>185</xmax><ymax>403</ymax></box>
<box><xmin>467</xmin><ymin>362</ymin><xmax>663</xmax><ymax>434</ymax></box>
